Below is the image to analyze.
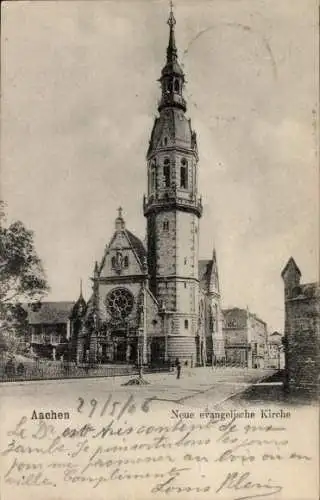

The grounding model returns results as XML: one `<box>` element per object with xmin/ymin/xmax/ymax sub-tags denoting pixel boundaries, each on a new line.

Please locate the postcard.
<box><xmin>0</xmin><ymin>1</ymin><xmax>319</xmax><ymax>499</ymax></box>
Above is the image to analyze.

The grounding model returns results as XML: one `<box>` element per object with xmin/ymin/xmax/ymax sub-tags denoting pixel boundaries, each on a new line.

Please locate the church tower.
<box><xmin>143</xmin><ymin>5</ymin><xmax>202</xmax><ymax>362</ymax></box>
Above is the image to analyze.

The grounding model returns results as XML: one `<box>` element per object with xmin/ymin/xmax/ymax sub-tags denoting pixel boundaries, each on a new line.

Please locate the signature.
<box><xmin>151</xmin><ymin>470</ymin><xmax>210</xmax><ymax>495</ymax></box>
<box><xmin>216</xmin><ymin>472</ymin><xmax>283</xmax><ymax>500</ymax></box>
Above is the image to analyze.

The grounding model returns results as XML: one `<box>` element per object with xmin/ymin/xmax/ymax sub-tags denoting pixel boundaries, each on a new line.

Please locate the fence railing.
<box><xmin>0</xmin><ymin>358</ymin><xmax>173</xmax><ymax>382</ymax></box>
<box><xmin>0</xmin><ymin>359</ymin><xmax>140</xmax><ymax>382</ymax></box>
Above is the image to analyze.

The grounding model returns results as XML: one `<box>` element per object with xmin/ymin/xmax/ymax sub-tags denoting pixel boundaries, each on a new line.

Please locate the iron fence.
<box><xmin>0</xmin><ymin>359</ymin><xmax>139</xmax><ymax>382</ymax></box>
<box><xmin>0</xmin><ymin>358</ymin><xmax>173</xmax><ymax>382</ymax></box>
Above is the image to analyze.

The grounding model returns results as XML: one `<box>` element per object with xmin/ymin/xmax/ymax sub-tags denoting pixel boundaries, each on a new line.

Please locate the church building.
<box><xmin>70</xmin><ymin>7</ymin><xmax>226</xmax><ymax>366</ymax></box>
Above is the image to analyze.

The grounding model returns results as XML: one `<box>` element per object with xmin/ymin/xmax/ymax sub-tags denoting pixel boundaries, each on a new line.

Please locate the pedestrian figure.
<box><xmin>175</xmin><ymin>358</ymin><xmax>181</xmax><ymax>379</ymax></box>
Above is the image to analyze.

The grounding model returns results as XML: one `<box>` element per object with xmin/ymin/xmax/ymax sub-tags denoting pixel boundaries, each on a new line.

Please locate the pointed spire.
<box><xmin>72</xmin><ymin>278</ymin><xmax>87</xmax><ymax>318</ymax></box>
<box><xmin>209</xmin><ymin>247</ymin><xmax>220</xmax><ymax>294</ymax></box>
<box><xmin>212</xmin><ymin>247</ymin><xmax>217</xmax><ymax>262</ymax></box>
<box><xmin>94</xmin><ymin>261</ymin><xmax>99</xmax><ymax>278</ymax></box>
<box><xmin>158</xmin><ymin>2</ymin><xmax>186</xmax><ymax>113</ymax></box>
<box><xmin>167</xmin><ymin>1</ymin><xmax>177</xmax><ymax>63</ymax></box>
<box><xmin>281</xmin><ymin>257</ymin><xmax>301</xmax><ymax>279</ymax></box>
<box><xmin>115</xmin><ymin>206</ymin><xmax>125</xmax><ymax>231</ymax></box>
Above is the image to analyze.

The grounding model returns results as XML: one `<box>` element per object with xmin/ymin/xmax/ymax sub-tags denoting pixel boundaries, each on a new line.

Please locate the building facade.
<box><xmin>282</xmin><ymin>257</ymin><xmax>320</xmax><ymax>391</ymax></box>
<box><xmin>71</xmin><ymin>8</ymin><xmax>225</xmax><ymax>366</ymax></box>
<box><xmin>222</xmin><ymin>308</ymin><xmax>268</xmax><ymax>368</ymax></box>
<box><xmin>266</xmin><ymin>331</ymin><xmax>285</xmax><ymax>369</ymax></box>
<box><xmin>26</xmin><ymin>302</ymin><xmax>74</xmax><ymax>360</ymax></box>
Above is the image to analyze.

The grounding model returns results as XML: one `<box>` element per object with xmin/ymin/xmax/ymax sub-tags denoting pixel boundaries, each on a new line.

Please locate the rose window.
<box><xmin>106</xmin><ymin>288</ymin><xmax>134</xmax><ymax>319</ymax></box>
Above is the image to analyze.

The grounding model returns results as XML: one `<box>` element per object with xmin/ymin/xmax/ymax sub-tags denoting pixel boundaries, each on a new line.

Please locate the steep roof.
<box><xmin>198</xmin><ymin>259</ymin><xmax>213</xmax><ymax>292</ymax></box>
<box><xmin>147</xmin><ymin>108</ymin><xmax>194</xmax><ymax>155</ymax></box>
<box><xmin>281</xmin><ymin>257</ymin><xmax>301</xmax><ymax>278</ymax></box>
<box><xmin>125</xmin><ymin>230</ymin><xmax>147</xmax><ymax>267</ymax></box>
<box><xmin>26</xmin><ymin>302</ymin><xmax>75</xmax><ymax>325</ymax></box>
<box><xmin>71</xmin><ymin>294</ymin><xmax>87</xmax><ymax>319</ymax></box>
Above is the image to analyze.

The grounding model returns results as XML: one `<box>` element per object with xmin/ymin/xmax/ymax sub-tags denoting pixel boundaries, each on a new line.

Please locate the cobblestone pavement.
<box><xmin>0</xmin><ymin>367</ymin><xmax>277</xmax><ymax>413</ymax></box>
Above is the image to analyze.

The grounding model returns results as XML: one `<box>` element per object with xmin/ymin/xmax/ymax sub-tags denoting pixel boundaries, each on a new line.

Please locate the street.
<box><xmin>0</xmin><ymin>367</ymin><xmax>277</xmax><ymax>415</ymax></box>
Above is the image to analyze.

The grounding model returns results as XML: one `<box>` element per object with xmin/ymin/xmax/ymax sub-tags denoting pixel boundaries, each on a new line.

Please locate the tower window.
<box><xmin>180</xmin><ymin>159</ymin><xmax>188</xmax><ymax>189</ymax></box>
<box><xmin>184</xmin><ymin>282</ymin><xmax>187</xmax><ymax>289</ymax></box>
<box><xmin>184</xmin><ymin>319</ymin><xmax>189</xmax><ymax>329</ymax></box>
<box><xmin>174</xmin><ymin>79</ymin><xmax>180</xmax><ymax>92</ymax></box>
<box><xmin>163</xmin><ymin>159</ymin><xmax>170</xmax><ymax>187</ymax></box>
<box><xmin>163</xmin><ymin>220</ymin><xmax>169</xmax><ymax>231</ymax></box>
<box><xmin>184</xmin><ymin>257</ymin><xmax>187</xmax><ymax>265</ymax></box>
<box><xmin>124</xmin><ymin>256</ymin><xmax>129</xmax><ymax>268</ymax></box>
<box><xmin>151</xmin><ymin>167</ymin><xmax>156</xmax><ymax>191</ymax></box>
<box><xmin>163</xmin><ymin>137</ymin><xmax>168</xmax><ymax>146</ymax></box>
<box><xmin>111</xmin><ymin>256</ymin><xmax>116</xmax><ymax>269</ymax></box>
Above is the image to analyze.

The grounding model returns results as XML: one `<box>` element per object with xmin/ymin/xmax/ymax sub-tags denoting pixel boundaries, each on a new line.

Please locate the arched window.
<box><xmin>180</xmin><ymin>158</ymin><xmax>188</xmax><ymax>188</ymax></box>
<box><xmin>163</xmin><ymin>158</ymin><xmax>170</xmax><ymax>187</ymax></box>
<box><xmin>163</xmin><ymin>137</ymin><xmax>168</xmax><ymax>146</ymax></box>
<box><xmin>163</xmin><ymin>220</ymin><xmax>169</xmax><ymax>231</ymax></box>
<box><xmin>174</xmin><ymin>79</ymin><xmax>180</xmax><ymax>92</ymax></box>
<box><xmin>124</xmin><ymin>256</ymin><xmax>129</xmax><ymax>268</ymax></box>
<box><xmin>111</xmin><ymin>256</ymin><xmax>116</xmax><ymax>269</ymax></box>
<box><xmin>184</xmin><ymin>319</ymin><xmax>189</xmax><ymax>329</ymax></box>
<box><xmin>151</xmin><ymin>166</ymin><xmax>156</xmax><ymax>191</ymax></box>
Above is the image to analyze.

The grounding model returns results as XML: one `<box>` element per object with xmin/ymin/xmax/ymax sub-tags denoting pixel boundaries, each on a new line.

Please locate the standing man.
<box><xmin>176</xmin><ymin>358</ymin><xmax>181</xmax><ymax>379</ymax></box>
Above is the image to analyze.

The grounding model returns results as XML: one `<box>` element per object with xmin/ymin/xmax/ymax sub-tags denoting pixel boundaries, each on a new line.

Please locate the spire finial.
<box><xmin>94</xmin><ymin>261</ymin><xmax>99</xmax><ymax>277</ymax></box>
<box><xmin>166</xmin><ymin>0</ymin><xmax>177</xmax><ymax>62</ymax></box>
<box><xmin>168</xmin><ymin>1</ymin><xmax>176</xmax><ymax>28</ymax></box>
<box><xmin>115</xmin><ymin>206</ymin><xmax>125</xmax><ymax>230</ymax></box>
<box><xmin>79</xmin><ymin>278</ymin><xmax>83</xmax><ymax>298</ymax></box>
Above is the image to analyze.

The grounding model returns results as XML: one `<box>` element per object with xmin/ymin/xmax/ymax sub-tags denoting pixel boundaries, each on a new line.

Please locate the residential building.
<box><xmin>267</xmin><ymin>331</ymin><xmax>285</xmax><ymax>369</ymax></box>
<box><xmin>25</xmin><ymin>302</ymin><xmax>75</xmax><ymax>360</ymax></box>
<box><xmin>222</xmin><ymin>308</ymin><xmax>268</xmax><ymax>367</ymax></box>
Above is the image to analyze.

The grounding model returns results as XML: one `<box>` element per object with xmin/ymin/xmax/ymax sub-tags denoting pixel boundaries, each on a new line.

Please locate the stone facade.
<box><xmin>282</xmin><ymin>258</ymin><xmax>320</xmax><ymax>391</ymax></box>
<box><xmin>222</xmin><ymin>308</ymin><xmax>268</xmax><ymax>367</ymax></box>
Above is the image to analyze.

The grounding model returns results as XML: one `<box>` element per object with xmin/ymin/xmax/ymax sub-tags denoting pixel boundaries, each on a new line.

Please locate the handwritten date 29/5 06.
<box><xmin>76</xmin><ymin>394</ymin><xmax>155</xmax><ymax>420</ymax></box>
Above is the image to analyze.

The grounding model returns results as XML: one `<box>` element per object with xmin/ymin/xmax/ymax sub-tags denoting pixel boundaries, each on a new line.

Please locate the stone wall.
<box><xmin>284</xmin><ymin>293</ymin><xmax>320</xmax><ymax>391</ymax></box>
<box><xmin>282</xmin><ymin>258</ymin><xmax>320</xmax><ymax>392</ymax></box>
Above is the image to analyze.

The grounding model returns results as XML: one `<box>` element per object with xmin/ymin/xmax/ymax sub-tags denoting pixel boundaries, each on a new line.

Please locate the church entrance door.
<box><xmin>115</xmin><ymin>340</ymin><xmax>126</xmax><ymax>362</ymax></box>
<box><xmin>150</xmin><ymin>339</ymin><xmax>165</xmax><ymax>365</ymax></box>
<box><xmin>129</xmin><ymin>342</ymin><xmax>137</xmax><ymax>363</ymax></box>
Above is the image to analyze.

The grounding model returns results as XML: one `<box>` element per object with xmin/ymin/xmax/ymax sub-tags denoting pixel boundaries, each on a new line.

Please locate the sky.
<box><xmin>1</xmin><ymin>0</ymin><xmax>319</xmax><ymax>332</ymax></box>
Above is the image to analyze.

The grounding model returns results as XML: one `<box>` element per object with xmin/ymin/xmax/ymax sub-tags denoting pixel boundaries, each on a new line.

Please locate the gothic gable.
<box><xmin>99</xmin><ymin>230</ymin><xmax>146</xmax><ymax>279</ymax></box>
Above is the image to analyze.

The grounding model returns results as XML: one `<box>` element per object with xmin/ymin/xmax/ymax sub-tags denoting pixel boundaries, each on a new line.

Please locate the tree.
<box><xmin>0</xmin><ymin>201</ymin><xmax>49</xmax><ymax>354</ymax></box>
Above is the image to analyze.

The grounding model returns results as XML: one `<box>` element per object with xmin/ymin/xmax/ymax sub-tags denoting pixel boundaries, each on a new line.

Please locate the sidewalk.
<box><xmin>0</xmin><ymin>366</ymin><xmax>275</xmax><ymax>389</ymax></box>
